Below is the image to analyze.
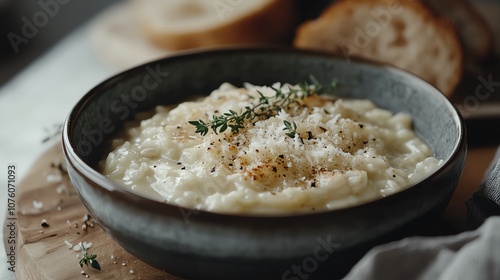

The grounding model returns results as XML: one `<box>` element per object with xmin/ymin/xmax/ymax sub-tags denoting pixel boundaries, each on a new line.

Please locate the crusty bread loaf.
<box><xmin>420</xmin><ymin>0</ymin><xmax>493</xmax><ymax>62</ymax></box>
<box><xmin>133</xmin><ymin>0</ymin><xmax>297</xmax><ymax>51</ymax></box>
<box><xmin>294</xmin><ymin>0</ymin><xmax>463</xmax><ymax>96</ymax></box>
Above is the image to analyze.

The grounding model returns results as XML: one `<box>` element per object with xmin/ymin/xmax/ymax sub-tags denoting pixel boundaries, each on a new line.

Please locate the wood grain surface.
<box><xmin>14</xmin><ymin>143</ymin><xmax>181</xmax><ymax>280</ymax></box>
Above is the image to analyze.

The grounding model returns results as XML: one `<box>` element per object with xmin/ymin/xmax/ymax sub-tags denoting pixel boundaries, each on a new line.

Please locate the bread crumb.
<box><xmin>56</xmin><ymin>184</ymin><xmax>66</xmax><ymax>194</ymax></box>
<box><xmin>41</xmin><ymin>219</ymin><xmax>50</xmax><ymax>227</ymax></box>
<box><xmin>46</xmin><ymin>173</ymin><xmax>62</xmax><ymax>183</ymax></box>
<box><xmin>33</xmin><ymin>200</ymin><xmax>43</xmax><ymax>209</ymax></box>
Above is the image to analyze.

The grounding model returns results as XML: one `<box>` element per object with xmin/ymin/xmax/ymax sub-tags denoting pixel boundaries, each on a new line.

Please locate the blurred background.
<box><xmin>0</xmin><ymin>0</ymin><xmax>498</xmax><ymax>86</ymax></box>
<box><xmin>0</xmin><ymin>0</ymin><xmax>345</xmax><ymax>86</ymax></box>
<box><xmin>0</xmin><ymin>0</ymin><xmax>122</xmax><ymax>85</ymax></box>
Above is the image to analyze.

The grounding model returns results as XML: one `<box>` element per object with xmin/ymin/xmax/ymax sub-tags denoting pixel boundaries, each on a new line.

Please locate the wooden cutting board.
<box><xmin>12</xmin><ymin>142</ymin><xmax>498</xmax><ymax>279</ymax></box>
<box><xmin>14</xmin><ymin>143</ymin><xmax>181</xmax><ymax>280</ymax></box>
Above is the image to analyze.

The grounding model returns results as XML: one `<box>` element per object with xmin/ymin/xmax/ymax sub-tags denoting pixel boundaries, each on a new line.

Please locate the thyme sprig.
<box><xmin>283</xmin><ymin>120</ymin><xmax>305</xmax><ymax>143</ymax></box>
<box><xmin>78</xmin><ymin>242</ymin><xmax>101</xmax><ymax>271</ymax></box>
<box><xmin>283</xmin><ymin>120</ymin><xmax>298</xmax><ymax>139</ymax></box>
<box><xmin>189</xmin><ymin>77</ymin><xmax>337</xmax><ymax>137</ymax></box>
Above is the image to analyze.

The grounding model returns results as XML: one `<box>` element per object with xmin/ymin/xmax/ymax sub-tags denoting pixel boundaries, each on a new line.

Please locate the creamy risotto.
<box><xmin>101</xmin><ymin>83</ymin><xmax>442</xmax><ymax>215</ymax></box>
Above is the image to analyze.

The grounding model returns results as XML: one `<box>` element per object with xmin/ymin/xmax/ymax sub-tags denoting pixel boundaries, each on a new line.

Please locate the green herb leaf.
<box><xmin>220</xmin><ymin>123</ymin><xmax>228</xmax><ymax>133</ymax></box>
<box><xmin>90</xmin><ymin>259</ymin><xmax>101</xmax><ymax>270</ymax></box>
<box><xmin>78</xmin><ymin>244</ymin><xmax>101</xmax><ymax>271</ymax></box>
<box><xmin>189</xmin><ymin>77</ymin><xmax>337</xmax><ymax>138</ymax></box>
<box><xmin>283</xmin><ymin>120</ymin><xmax>301</xmax><ymax>141</ymax></box>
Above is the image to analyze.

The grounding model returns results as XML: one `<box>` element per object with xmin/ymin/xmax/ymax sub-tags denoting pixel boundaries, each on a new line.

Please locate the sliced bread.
<box><xmin>133</xmin><ymin>0</ymin><xmax>297</xmax><ymax>51</ymax></box>
<box><xmin>294</xmin><ymin>0</ymin><xmax>463</xmax><ymax>96</ymax></box>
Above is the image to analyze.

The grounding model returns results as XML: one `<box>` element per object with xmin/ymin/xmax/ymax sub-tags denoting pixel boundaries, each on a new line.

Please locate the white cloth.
<box><xmin>344</xmin><ymin>148</ymin><xmax>500</xmax><ymax>280</ymax></box>
<box><xmin>343</xmin><ymin>217</ymin><xmax>500</xmax><ymax>280</ymax></box>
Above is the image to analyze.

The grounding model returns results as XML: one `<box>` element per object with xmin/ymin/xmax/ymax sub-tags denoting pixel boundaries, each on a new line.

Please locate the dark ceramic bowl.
<box><xmin>62</xmin><ymin>47</ymin><xmax>466</xmax><ymax>279</ymax></box>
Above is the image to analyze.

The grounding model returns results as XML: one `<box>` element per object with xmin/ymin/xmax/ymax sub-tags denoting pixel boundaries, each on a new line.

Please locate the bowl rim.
<box><xmin>62</xmin><ymin>45</ymin><xmax>467</xmax><ymax>219</ymax></box>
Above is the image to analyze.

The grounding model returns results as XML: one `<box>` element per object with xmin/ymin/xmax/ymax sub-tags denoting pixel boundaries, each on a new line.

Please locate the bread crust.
<box><xmin>294</xmin><ymin>0</ymin><xmax>463</xmax><ymax>96</ymax></box>
<box><xmin>136</xmin><ymin>0</ymin><xmax>298</xmax><ymax>51</ymax></box>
